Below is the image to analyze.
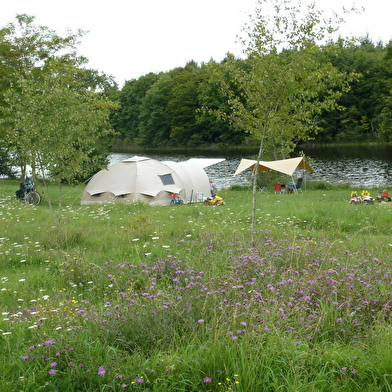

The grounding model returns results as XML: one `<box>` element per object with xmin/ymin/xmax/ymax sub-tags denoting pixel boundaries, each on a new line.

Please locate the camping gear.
<box><xmin>377</xmin><ymin>190</ymin><xmax>391</xmax><ymax>202</ymax></box>
<box><xmin>234</xmin><ymin>157</ymin><xmax>313</xmax><ymax>192</ymax></box>
<box><xmin>170</xmin><ymin>193</ymin><xmax>183</xmax><ymax>205</ymax></box>
<box><xmin>350</xmin><ymin>190</ymin><xmax>374</xmax><ymax>204</ymax></box>
<box><xmin>350</xmin><ymin>191</ymin><xmax>361</xmax><ymax>204</ymax></box>
<box><xmin>234</xmin><ymin>157</ymin><xmax>314</xmax><ymax>176</ymax></box>
<box><xmin>203</xmin><ymin>194</ymin><xmax>224</xmax><ymax>205</ymax></box>
<box><xmin>15</xmin><ymin>176</ymin><xmax>41</xmax><ymax>205</ymax></box>
<box><xmin>287</xmin><ymin>177</ymin><xmax>303</xmax><ymax>193</ymax></box>
<box><xmin>81</xmin><ymin>156</ymin><xmax>225</xmax><ymax>206</ymax></box>
<box><xmin>361</xmin><ymin>190</ymin><xmax>375</xmax><ymax>204</ymax></box>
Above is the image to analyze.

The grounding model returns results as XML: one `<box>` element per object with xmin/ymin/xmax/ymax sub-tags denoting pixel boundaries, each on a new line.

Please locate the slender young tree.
<box><xmin>0</xmin><ymin>14</ymin><xmax>88</xmax><ymax>177</ymax></box>
<box><xmin>221</xmin><ymin>0</ymin><xmax>358</xmax><ymax>240</ymax></box>
<box><xmin>1</xmin><ymin>59</ymin><xmax>117</xmax><ymax>233</ymax></box>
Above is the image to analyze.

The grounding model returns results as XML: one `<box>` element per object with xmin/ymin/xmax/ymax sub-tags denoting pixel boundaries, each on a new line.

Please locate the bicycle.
<box><xmin>170</xmin><ymin>193</ymin><xmax>183</xmax><ymax>205</ymax></box>
<box><xmin>15</xmin><ymin>176</ymin><xmax>42</xmax><ymax>206</ymax></box>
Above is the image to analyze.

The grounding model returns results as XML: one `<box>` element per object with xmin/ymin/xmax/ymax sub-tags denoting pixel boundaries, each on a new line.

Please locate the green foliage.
<box><xmin>2</xmin><ymin>60</ymin><xmax>117</xmax><ymax>184</ymax></box>
<box><xmin>108</xmin><ymin>17</ymin><xmax>392</xmax><ymax>150</ymax></box>
<box><xmin>112</xmin><ymin>60</ymin><xmax>244</xmax><ymax>148</ymax></box>
<box><xmin>0</xmin><ymin>147</ymin><xmax>17</xmax><ymax>178</ymax></box>
<box><xmin>136</xmin><ymin>72</ymin><xmax>173</xmax><ymax>147</ymax></box>
<box><xmin>222</xmin><ymin>0</ymin><xmax>357</xmax><ymax>160</ymax></box>
<box><xmin>0</xmin><ymin>14</ymin><xmax>118</xmax><ymax>183</ymax></box>
<box><xmin>320</xmin><ymin>37</ymin><xmax>389</xmax><ymax>142</ymax></box>
<box><xmin>111</xmin><ymin>72</ymin><xmax>160</xmax><ymax>140</ymax></box>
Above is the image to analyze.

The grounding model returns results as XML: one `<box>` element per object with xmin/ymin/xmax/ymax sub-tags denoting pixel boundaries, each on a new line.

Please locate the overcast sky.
<box><xmin>1</xmin><ymin>0</ymin><xmax>392</xmax><ymax>86</ymax></box>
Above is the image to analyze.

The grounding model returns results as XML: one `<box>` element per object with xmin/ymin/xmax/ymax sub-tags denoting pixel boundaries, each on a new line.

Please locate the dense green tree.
<box><xmin>197</xmin><ymin>58</ymin><xmax>247</xmax><ymax>146</ymax></box>
<box><xmin>319</xmin><ymin>37</ymin><xmax>388</xmax><ymax>142</ymax></box>
<box><xmin>168</xmin><ymin>61</ymin><xmax>204</xmax><ymax>146</ymax></box>
<box><xmin>376</xmin><ymin>41</ymin><xmax>392</xmax><ymax>141</ymax></box>
<box><xmin>111</xmin><ymin>60</ymin><xmax>247</xmax><ymax>148</ymax></box>
<box><xmin>137</xmin><ymin>72</ymin><xmax>174</xmax><ymax>146</ymax></box>
<box><xmin>111</xmin><ymin>72</ymin><xmax>159</xmax><ymax>142</ymax></box>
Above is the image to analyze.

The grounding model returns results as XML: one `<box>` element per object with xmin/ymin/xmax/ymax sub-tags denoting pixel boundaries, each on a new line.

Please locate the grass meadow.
<box><xmin>1</xmin><ymin>179</ymin><xmax>392</xmax><ymax>391</ymax></box>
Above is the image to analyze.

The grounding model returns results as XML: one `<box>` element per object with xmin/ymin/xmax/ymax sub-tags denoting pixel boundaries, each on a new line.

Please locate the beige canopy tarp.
<box><xmin>234</xmin><ymin>157</ymin><xmax>314</xmax><ymax>176</ymax></box>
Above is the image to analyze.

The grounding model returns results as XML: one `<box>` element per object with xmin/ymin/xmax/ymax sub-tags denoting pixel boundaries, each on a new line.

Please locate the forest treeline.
<box><xmin>110</xmin><ymin>37</ymin><xmax>392</xmax><ymax>149</ymax></box>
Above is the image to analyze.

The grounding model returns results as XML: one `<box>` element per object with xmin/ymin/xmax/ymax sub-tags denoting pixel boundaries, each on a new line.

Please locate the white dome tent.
<box><xmin>81</xmin><ymin>156</ymin><xmax>225</xmax><ymax>206</ymax></box>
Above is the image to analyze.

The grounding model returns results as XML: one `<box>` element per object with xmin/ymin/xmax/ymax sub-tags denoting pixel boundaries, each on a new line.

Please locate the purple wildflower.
<box><xmin>202</xmin><ymin>377</ymin><xmax>212</xmax><ymax>383</ymax></box>
<box><xmin>135</xmin><ymin>378</ymin><xmax>144</xmax><ymax>384</ymax></box>
<box><xmin>98</xmin><ymin>366</ymin><xmax>106</xmax><ymax>377</ymax></box>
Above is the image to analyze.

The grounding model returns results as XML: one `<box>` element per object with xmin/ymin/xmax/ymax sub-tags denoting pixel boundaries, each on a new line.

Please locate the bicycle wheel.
<box><xmin>26</xmin><ymin>191</ymin><xmax>41</xmax><ymax>206</ymax></box>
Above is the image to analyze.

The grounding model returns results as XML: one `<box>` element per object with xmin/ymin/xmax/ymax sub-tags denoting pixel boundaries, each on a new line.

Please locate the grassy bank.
<box><xmin>1</xmin><ymin>180</ymin><xmax>392</xmax><ymax>391</ymax></box>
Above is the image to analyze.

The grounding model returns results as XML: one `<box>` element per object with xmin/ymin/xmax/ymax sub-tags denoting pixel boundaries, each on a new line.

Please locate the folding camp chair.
<box><xmin>293</xmin><ymin>177</ymin><xmax>303</xmax><ymax>193</ymax></box>
<box><xmin>287</xmin><ymin>177</ymin><xmax>303</xmax><ymax>193</ymax></box>
<box><xmin>258</xmin><ymin>184</ymin><xmax>268</xmax><ymax>194</ymax></box>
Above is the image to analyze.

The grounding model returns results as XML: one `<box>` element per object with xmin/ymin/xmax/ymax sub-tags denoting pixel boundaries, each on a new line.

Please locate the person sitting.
<box><xmin>287</xmin><ymin>181</ymin><xmax>295</xmax><ymax>193</ymax></box>
<box><xmin>209</xmin><ymin>179</ymin><xmax>217</xmax><ymax>196</ymax></box>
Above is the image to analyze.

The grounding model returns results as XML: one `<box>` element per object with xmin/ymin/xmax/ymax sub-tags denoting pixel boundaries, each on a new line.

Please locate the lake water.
<box><xmin>110</xmin><ymin>144</ymin><xmax>392</xmax><ymax>190</ymax></box>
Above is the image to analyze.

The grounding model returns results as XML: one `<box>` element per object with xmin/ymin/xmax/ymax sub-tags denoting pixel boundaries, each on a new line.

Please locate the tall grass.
<box><xmin>1</xmin><ymin>179</ymin><xmax>392</xmax><ymax>391</ymax></box>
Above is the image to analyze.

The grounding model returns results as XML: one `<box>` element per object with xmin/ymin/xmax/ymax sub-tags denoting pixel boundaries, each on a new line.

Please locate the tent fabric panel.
<box><xmin>138</xmin><ymin>190</ymin><xmax>160</xmax><ymax>197</ymax></box>
<box><xmin>121</xmin><ymin>156</ymin><xmax>150</xmax><ymax>163</ymax></box>
<box><xmin>233</xmin><ymin>159</ymin><xmax>257</xmax><ymax>176</ymax></box>
<box><xmin>86</xmin><ymin>189</ymin><xmax>107</xmax><ymax>196</ymax></box>
<box><xmin>112</xmin><ymin>191</ymin><xmax>132</xmax><ymax>197</ymax></box>
<box><xmin>178</xmin><ymin>161</ymin><xmax>211</xmax><ymax>197</ymax></box>
<box><xmin>185</xmin><ymin>158</ymin><xmax>225</xmax><ymax>168</ymax></box>
<box><xmin>162</xmin><ymin>186</ymin><xmax>183</xmax><ymax>194</ymax></box>
<box><xmin>263</xmin><ymin>157</ymin><xmax>314</xmax><ymax>176</ymax></box>
<box><xmin>233</xmin><ymin>159</ymin><xmax>272</xmax><ymax>175</ymax></box>
<box><xmin>163</xmin><ymin>161</ymin><xmax>210</xmax><ymax>200</ymax></box>
<box><xmin>84</xmin><ymin>161</ymin><xmax>138</xmax><ymax>197</ymax></box>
